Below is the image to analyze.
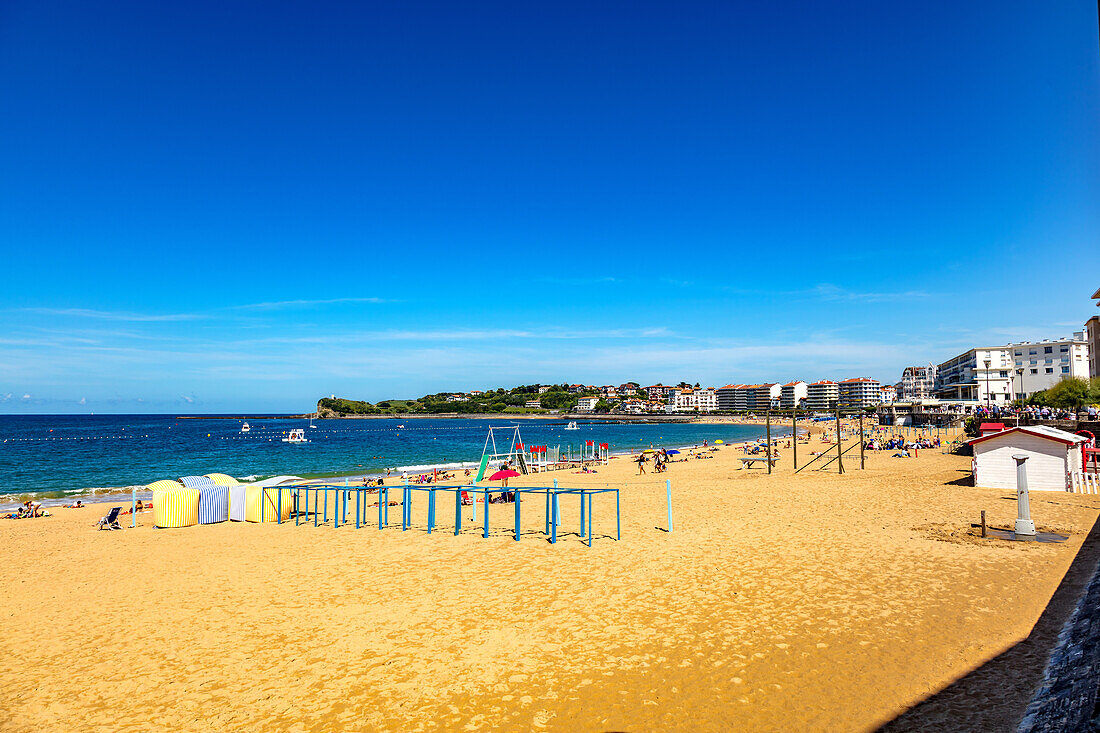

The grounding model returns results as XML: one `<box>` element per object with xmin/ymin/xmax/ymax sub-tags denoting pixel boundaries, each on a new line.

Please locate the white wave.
<box><xmin>392</xmin><ymin>461</ymin><xmax>481</xmax><ymax>473</ymax></box>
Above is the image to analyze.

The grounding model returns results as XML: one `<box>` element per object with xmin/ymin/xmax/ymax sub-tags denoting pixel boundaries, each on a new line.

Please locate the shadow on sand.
<box><xmin>876</xmin><ymin>512</ymin><xmax>1100</xmax><ymax>732</ymax></box>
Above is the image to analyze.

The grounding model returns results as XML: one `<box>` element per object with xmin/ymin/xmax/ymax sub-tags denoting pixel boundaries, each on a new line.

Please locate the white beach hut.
<box><xmin>968</xmin><ymin>426</ymin><xmax>1087</xmax><ymax>491</ymax></box>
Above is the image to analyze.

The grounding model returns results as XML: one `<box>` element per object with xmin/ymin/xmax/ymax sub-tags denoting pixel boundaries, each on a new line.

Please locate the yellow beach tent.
<box><xmin>244</xmin><ymin>486</ymin><xmax>294</xmax><ymax>522</ymax></box>
<box><xmin>204</xmin><ymin>473</ymin><xmax>240</xmax><ymax>486</ymax></box>
<box><xmin>151</xmin><ymin>483</ymin><xmax>200</xmax><ymax>529</ymax></box>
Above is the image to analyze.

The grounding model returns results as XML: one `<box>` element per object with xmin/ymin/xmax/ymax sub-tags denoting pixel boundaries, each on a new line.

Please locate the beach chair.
<box><xmin>96</xmin><ymin>507</ymin><xmax>122</xmax><ymax>530</ymax></box>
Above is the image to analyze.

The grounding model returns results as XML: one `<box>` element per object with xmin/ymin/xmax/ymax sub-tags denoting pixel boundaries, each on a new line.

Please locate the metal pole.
<box><xmin>514</xmin><ymin>490</ymin><xmax>521</xmax><ymax>542</ymax></box>
<box><xmin>455</xmin><ymin>488</ymin><xmax>462</xmax><ymax>536</ymax></box>
<box><xmin>859</xmin><ymin>412</ymin><xmax>865</xmax><ymax>470</ymax></box>
<box><xmin>835</xmin><ymin>403</ymin><xmax>844</xmax><ymax>474</ymax></box>
<box><xmin>131</xmin><ymin>487</ymin><xmax>137</xmax><ymax>528</ymax></box>
<box><xmin>616</xmin><ymin>488</ymin><xmax>621</xmax><ymax>540</ymax></box>
<box><xmin>666</xmin><ymin>479</ymin><xmax>673</xmax><ymax>532</ymax></box>
<box><xmin>792</xmin><ymin>405</ymin><xmax>797</xmax><ymax>471</ymax></box>
<box><xmin>1013</xmin><ymin>454</ymin><xmax>1036</xmax><ymax>536</ymax></box>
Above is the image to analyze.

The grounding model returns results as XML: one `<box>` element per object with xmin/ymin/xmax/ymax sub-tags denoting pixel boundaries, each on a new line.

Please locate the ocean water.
<box><xmin>0</xmin><ymin>414</ymin><xmax>780</xmax><ymax>507</ymax></box>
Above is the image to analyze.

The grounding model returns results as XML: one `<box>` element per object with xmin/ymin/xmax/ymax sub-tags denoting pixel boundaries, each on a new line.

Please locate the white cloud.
<box><xmin>235</xmin><ymin>297</ymin><xmax>390</xmax><ymax>310</ymax></box>
<box><xmin>21</xmin><ymin>308</ymin><xmax>203</xmax><ymax>322</ymax></box>
<box><xmin>22</xmin><ymin>393</ymin><xmax>31</xmax><ymax>400</ymax></box>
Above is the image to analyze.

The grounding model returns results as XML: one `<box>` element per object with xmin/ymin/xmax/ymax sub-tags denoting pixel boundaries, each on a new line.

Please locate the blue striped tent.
<box><xmin>197</xmin><ymin>484</ymin><xmax>229</xmax><ymax>524</ymax></box>
<box><xmin>179</xmin><ymin>475</ymin><xmax>216</xmax><ymax>489</ymax></box>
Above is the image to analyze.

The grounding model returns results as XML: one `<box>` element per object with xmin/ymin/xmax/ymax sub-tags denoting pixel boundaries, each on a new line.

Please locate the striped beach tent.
<box><xmin>152</xmin><ymin>486</ymin><xmax>200</xmax><ymax>529</ymax></box>
<box><xmin>228</xmin><ymin>484</ymin><xmax>248</xmax><ymax>521</ymax></box>
<box><xmin>204</xmin><ymin>473</ymin><xmax>239</xmax><ymax>486</ymax></box>
<box><xmin>245</xmin><ymin>485</ymin><xmax>294</xmax><ymax>522</ymax></box>
<box><xmin>179</xmin><ymin>475</ymin><xmax>216</xmax><ymax>489</ymax></box>
<box><xmin>146</xmin><ymin>479</ymin><xmax>183</xmax><ymax>492</ymax></box>
<box><xmin>197</xmin><ymin>484</ymin><xmax>229</xmax><ymax>524</ymax></box>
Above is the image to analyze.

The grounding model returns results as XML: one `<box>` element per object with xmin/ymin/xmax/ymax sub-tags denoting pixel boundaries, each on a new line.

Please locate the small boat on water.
<box><xmin>241</xmin><ymin>422</ymin><xmax>250</xmax><ymax>433</ymax></box>
<box><xmin>564</xmin><ymin>421</ymin><xmax>579</xmax><ymax>430</ymax></box>
<box><xmin>282</xmin><ymin>428</ymin><xmax>309</xmax><ymax>444</ymax></box>
<box><xmin>309</xmin><ymin>414</ymin><xmax>316</xmax><ymax>428</ymax></box>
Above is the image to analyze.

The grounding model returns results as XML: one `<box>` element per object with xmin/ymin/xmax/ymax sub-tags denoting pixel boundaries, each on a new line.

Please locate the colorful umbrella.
<box><xmin>666</xmin><ymin>449</ymin><xmax>680</xmax><ymax>455</ymax></box>
<box><xmin>715</xmin><ymin>440</ymin><xmax>724</xmax><ymax>444</ymax></box>
<box><xmin>488</xmin><ymin>469</ymin><xmax>520</xmax><ymax>481</ymax></box>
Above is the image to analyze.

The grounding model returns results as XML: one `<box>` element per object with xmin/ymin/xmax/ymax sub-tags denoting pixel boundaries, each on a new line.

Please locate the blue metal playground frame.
<box><xmin>277</xmin><ymin>481</ymin><xmax>621</xmax><ymax>546</ymax></box>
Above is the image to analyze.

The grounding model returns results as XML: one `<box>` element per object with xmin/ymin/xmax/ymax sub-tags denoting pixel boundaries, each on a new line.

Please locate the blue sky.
<box><xmin>1</xmin><ymin>1</ymin><xmax>1097</xmax><ymax>413</ymax></box>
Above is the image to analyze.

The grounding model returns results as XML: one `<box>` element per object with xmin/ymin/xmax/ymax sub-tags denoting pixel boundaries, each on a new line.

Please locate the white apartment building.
<box><xmin>779</xmin><ymin>381</ymin><xmax>808</xmax><ymax>409</ymax></box>
<box><xmin>1008</xmin><ymin>334</ymin><xmax>1089</xmax><ymax>398</ymax></box>
<box><xmin>936</xmin><ymin>335</ymin><xmax>1090</xmax><ymax>403</ymax></box>
<box><xmin>899</xmin><ymin>364</ymin><xmax>937</xmax><ymax>401</ymax></box>
<box><xmin>806</xmin><ymin>381</ymin><xmax>839</xmax><ymax>411</ymax></box>
<box><xmin>696</xmin><ymin>388</ymin><xmax>717</xmax><ymax>412</ymax></box>
<box><xmin>880</xmin><ymin>385</ymin><xmax>897</xmax><ymax>404</ymax></box>
<box><xmin>839</xmin><ymin>378</ymin><xmax>882</xmax><ymax>409</ymax></box>
<box><xmin>524</xmin><ymin>399</ymin><xmax>541</xmax><ymax>409</ymax></box>
<box><xmin>934</xmin><ymin>347</ymin><xmax>1013</xmax><ymax>403</ymax></box>
<box><xmin>576</xmin><ymin>396</ymin><xmax>599</xmax><ymax>412</ymax></box>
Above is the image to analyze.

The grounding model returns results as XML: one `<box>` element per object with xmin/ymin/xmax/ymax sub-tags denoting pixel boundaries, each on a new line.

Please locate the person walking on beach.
<box><xmin>636</xmin><ymin>454</ymin><xmax>647</xmax><ymax>474</ymax></box>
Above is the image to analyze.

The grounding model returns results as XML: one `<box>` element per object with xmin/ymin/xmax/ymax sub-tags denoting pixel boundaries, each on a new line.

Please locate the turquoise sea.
<box><xmin>0</xmin><ymin>414</ymin><xmax>782</xmax><ymax>507</ymax></box>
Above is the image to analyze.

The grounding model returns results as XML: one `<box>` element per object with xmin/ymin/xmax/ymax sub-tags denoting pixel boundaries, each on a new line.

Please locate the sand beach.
<box><xmin>3</xmin><ymin>431</ymin><xmax>1098</xmax><ymax>732</ymax></box>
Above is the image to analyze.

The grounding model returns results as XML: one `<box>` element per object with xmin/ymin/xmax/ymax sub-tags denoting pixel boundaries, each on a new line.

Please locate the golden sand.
<box><xmin>2</xmin><ymin>430</ymin><xmax>1098</xmax><ymax>732</ymax></box>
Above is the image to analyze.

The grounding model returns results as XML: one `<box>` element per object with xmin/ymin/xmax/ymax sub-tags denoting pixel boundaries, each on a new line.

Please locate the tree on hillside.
<box><xmin>1044</xmin><ymin>377</ymin><xmax>1090</xmax><ymax>410</ymax></box>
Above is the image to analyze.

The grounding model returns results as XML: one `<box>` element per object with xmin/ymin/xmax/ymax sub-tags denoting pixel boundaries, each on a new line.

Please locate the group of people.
<box><xmin>865</xmin><ymin>435</ymin><xmax>940</xmax><ymax>451</ymax></box>
<box><xmin>3</xmin><ymin>500</ymin><xmax>48</xmax><ymax>519</ymax></box>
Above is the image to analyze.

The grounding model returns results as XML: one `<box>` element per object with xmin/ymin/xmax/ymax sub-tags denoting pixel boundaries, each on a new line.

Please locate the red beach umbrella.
<box><xmin>488</xmin><ymin>469</ymin><xmax>520</xmax><ymax>481</ymax></box>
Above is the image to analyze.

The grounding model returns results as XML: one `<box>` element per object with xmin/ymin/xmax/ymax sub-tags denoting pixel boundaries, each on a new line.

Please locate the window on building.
<box><xmin>1030</xmin><ymin>349</ymin><xmax>1037</xmax><ymax>355</ymax></box>
<box><xmin>1062</xmin><ymin>367</ymin><xmax>1069</xmax><ymax>374</ymax></box>
<box><xmin>1031</xmin><ymin>369</ymin><xmax>1038</xmax><ymax>374</ymax></box>
<box><xmin>1060</xmin><ymin>346</ymin><xmax>1068</xmax><ymax>352</ymax></box>
<box><xmin>998</xmin><ymin>371</ymin><xmax>1007</xmax><ymax>377</ymax></box>
<box><xmin>1044</xmin><ymin>346</ymin><xmax>1053</xmax><ymax>353</ymax></box>
<box><xmin>1045</xmin><ymin>368</ymin><xmax>1053</xmax><ymax>374</ymax></box>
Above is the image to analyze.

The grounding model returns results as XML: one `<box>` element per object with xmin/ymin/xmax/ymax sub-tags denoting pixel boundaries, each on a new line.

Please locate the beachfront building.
<box><xmin>620</xmin><ymin>399</ymin><xmax>646</xmax><ymax>414</ymax></box>
<box><xmin>538</xmin><ymin>385</ymin><xmax>552</xmax><ymax>393</ymax></box>
<box><xmin>1088</xmin><ymin>288</ymin><xmax>1100</xmax><ymax>378</ymax></box>
<box><xmin>880</xmin><ymin>385</ymin><xmax>897</xmax><ymax>404</ymax></box>
<box><xmin>568</xmin><ymin>384</ymin><xmax>584</xmax><ymax>394</ymax></box>
<box><xmin>753</xmin><ymin>384</ymin><xmax>781</xmax><ymax>411</ymax></box>
<box><xmin>969</xmin><ymin>426</ymin><xmax>1088</xmax><ymax>491</ymax></box>
<box><xmin>646</xmin><ymin>385</ymin><xmax>675</xmax><ymax>401</ymax></box>
<box><xmin>934</xmin><ymin>347</ymin><xmax>1013</xmax><ymax>404</ymax></box>
<box><xmin>446</xmin><ymin>394</ymin><xmax>469</xmax><ymax>402</ymax></box>
<box><xmin>525</xmin><ymin>400</ymin><xmax>541</xmax><ymax>409</ymax></box>
<box><xmin>576</xmin><ymin>396</ymin><xmax>599</xmax><ymax>412</ymax></box>
<box><xmin>935</xmin><ymin>336</ymin><xmax>1089</xmax><ymax>403</ymax></box>
<box><xmin>1087</xmin><ymin>316</ymin><xmax>1100</xmax><ymax>378</ymax></box>
<box><xmin>1008</xmin><ymin>334</ymin><xmax>1090</xmax><ymax>399</ymax></box>
<box><xmin>716</xmin><ymin>384</ymin><xmax>741</xmax><ymax>411</ymax></box>
<box><xmin>695</xmin><ymin>388</ymin><xmax>717</xmax><ymax>412</ymax></box>
<box><xmin>899</xmin><ymin>364</ymin><xmax>937</xmax><ymax>401</ymax></box>
<box><xmin>779</xmin><ymin>381</ymin><xmax>808</xmax><ymax>409</ymax></box>
<box><xmin>733</xmin><ymin>385</ymin><xmax>756</xmax><ymax>411</ymax></box>
<box><xmin>838</xmin><ymin>378</ymin><xmax>882</xmax><ymax>410</ymax></box>
<box><xmin>806</xmin><ymin>381</ymin><xmax>839</xmax><ymax>412</ymax></box>
<box><xmin>618</xmin><ymin>383</ymin><xmax>638</xmax><ymax>396</ymax></box>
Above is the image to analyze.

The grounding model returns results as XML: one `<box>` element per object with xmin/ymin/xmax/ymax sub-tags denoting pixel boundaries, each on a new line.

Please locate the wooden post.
<box><xmin>766</xmin><ymin>407</ymin><xmax>772</xmax><ymax>474</ymax></box>
<box><xmin>981</xmin><ymin>510</ymin><xmax>987</xmax><ymax>538</ymax></box>
<box><xmin>835</xmin><ymin>404</ymin><xmax>845</xmax><ymax>474</ymax></box>
<box><xmin>859</xmin><ymin>412</ymin><xmax>865</xmax><ymax>470</ymax></box>
<box><xmin>792</xmin><ymin>406</ymin><xmax>798</xmax><ymax>471</ymax></box>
